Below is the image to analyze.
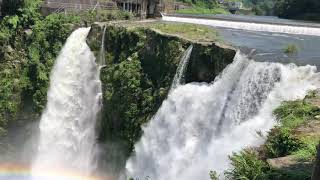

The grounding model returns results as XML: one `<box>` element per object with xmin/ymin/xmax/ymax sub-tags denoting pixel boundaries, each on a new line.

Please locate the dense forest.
<box><xmin>175</xmin><ymin>0</ymin><xmax>320</xmax><ymax>20</ymax></box>
<box><xmin>274</xmin><ymin>0</ymin><xmax>320</xmax><ymax>21</ymax></box>
<box><xmin>242</xmin><ymin>0</ymin><xmax>320</xmax><ymax>20</ymax></box>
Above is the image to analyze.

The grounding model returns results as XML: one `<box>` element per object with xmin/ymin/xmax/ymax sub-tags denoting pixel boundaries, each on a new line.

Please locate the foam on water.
<box><xmin>162</xmin><ymin>15</ymin><xmax>320</xmax><ymax>36</ymax></box>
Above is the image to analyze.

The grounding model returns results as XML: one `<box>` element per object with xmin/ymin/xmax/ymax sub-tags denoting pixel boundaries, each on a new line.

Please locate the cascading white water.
<box><xmin>162</xmin><ymin>15</ymin><xmax>320</xmax><ymax>36</ymax></box>
<box><xmin>32</xmin><ymin>28</ymin><xmax>102</xmax><ymax>178</ymax></box>
<box><xmin>170</xmin><ymin>45</ymin><xmax>193</xmax><ymax>91</ymax></box>
<box><xmin>99</xmin><ymin>25</ymin><xmax>107</xmax><ymax>67</ymax></box>
<box><xmin>126</xmin><ymin>52</ymin><xmax>320</xmax><ymax>180</ymax></box>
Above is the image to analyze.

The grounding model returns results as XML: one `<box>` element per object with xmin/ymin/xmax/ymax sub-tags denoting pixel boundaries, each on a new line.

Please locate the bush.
<box><xmin>273</xmin><ymin>100</ymin><xmax>319</xmax><ymax>129</ymax></box>
<box><xmin>265</xmin><ymin>127</ymin><xmax>304</xmax><ymax>158</ymax></box>
<box><xmin>283</xmin><ymin>44</ymin><xmax>298</xmax><ymax>54</ymax></box>
<box><xmin>292</xmin><ymin>138</ymin><xmax>319</xmax><ymax>161</ymax></box>
<box><xmin>225</xmin><ymin>149</ymin><xmax>269</xmax><ymax>180</ymax></box>
<box><xmin>209</xmin><ymin>170</ymin><xmax>219</xmax><ymax>180</ymax></box>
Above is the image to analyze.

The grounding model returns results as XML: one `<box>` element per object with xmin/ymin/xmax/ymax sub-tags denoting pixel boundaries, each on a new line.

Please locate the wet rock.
<box><xmin>293</xmin><ymin>120</ymin><xmax>320</xmax><ymax>138</ymax></box>
<box><xmin>267</xmin><ymin>155</ymin><xmax>313</xmax><ymax>170</ymax></box>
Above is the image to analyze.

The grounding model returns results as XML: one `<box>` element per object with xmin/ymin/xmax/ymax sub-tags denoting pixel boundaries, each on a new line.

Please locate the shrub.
<box><xmin>283</xmin><ymin>44</ymin><xmax>298</xmax><ymax>54</ymax></box>
<box><xmin>292</xmin><ymin>138</ymin><xmax>319</xmax><ymax>161</ymax></box>
<box><xmin>225</xmin><ymin>149</ymin><xmax>269</xmax><ymax>180</ymax></box>
<box><xmin>265</xmin><ymin>127</ymin><xmax>304</xmax><ymax>158</ymax></box>
<box><xmin>273</xmin><ymin>100</ymin><xmax>319</xmax><ymax>129</ymax></box>
<box><xmin>209</xmin><ymin>170</ymin><xmax>219</xmax><ymax>180</ymax></box>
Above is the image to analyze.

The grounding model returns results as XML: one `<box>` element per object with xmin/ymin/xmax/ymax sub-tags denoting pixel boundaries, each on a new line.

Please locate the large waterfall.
<box><xmin>126</xmin><ymin>52</ymin><xmax>320</xmax><ymax>180</ymax></box>
<box><xmin>32</xmin><ymin>28</ymin><xmax>102</xmax><ymax>179</ymax></box>
<box><xmin>162</xmin><ymin>15</ymin><xmax>320</xmax><ymax>36</ymax></box>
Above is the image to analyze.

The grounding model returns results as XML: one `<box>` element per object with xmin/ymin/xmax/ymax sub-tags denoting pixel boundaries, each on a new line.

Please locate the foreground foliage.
<box><xmin>225</xmin><ymin>92</ymin><xmax>320</xmax><ymax>180</ymax></box>
<box><xmin>225</xmin><ymin>150</ymin><xmax>269</xmax><ymax>180</ymax></box>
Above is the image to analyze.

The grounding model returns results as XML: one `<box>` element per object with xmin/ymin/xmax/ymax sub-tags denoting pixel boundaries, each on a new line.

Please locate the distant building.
<box><xmin>41</xmin><ymin>0</ymin><xmax>173</xmax><ymax>18</ymax></box>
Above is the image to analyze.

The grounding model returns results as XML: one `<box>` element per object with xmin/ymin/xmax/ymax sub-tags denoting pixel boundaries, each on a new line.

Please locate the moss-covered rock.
<box><xmin>87</xmin><ymin>22</ymin><xmax>236</xmax><ymax>172</ymax></box>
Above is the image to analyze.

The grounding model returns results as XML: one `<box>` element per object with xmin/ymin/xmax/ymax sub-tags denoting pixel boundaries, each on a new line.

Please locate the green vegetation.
<box><xmin>242</xmin><ymin>0</ymin><xmax>275</xmax><ymax>15</ymax></box>
<box><xmin>239</xmin><ymin>0</ymin><xmax>320</xmax><ymax>20</ymax></box>
<box><xmin>176</xmin><ymin>6</ymin><xmax>229</xmax><ymax>15</ymax></box>
<box><xmin>283</xmin><ymin>44</ymin><xmax>298</xmax><ymax>54</ymax></box>
<box><xmin>265</xmin><ymin>127</ymin><xmax>304</xmax><ymax>158</ymax></box>
<box><xmin>129</xmin><ymin>22</ymin><xmax>220</xmax><ymax>42</ymax></box>
<box><xmin>225</xmin><ymin>92</ymin><xmax>320</xmax><ymax>180</ymax></box>
<box><xmin>274</xmin><ymin>0</ymin><xmax>320</xmax><ymax>21</ymax></box>
<box><xmin>175</xmin><ymin>0</ymin><xmax>229</xmax><ymax>15</ymax></box>
<box><xmin>209</xmin><ymin>170</ymin><xmax>219</xmax><ymax>180</ymax></box>
<box><xmin>1</xmin><ymin>0</ymin><xmax>24</xmax><ymax>16</ymax></box>
<box><xmin>225</xmin><ymin>149</ymin><xmax>269</xmax><ymax>180</ymax></box>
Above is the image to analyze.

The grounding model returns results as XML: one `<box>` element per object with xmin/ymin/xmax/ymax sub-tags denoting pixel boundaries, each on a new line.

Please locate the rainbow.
<box><xmin>0</xmin><ymin>164</ymin><xmax>109</xmax><ymax>180</ymax></box>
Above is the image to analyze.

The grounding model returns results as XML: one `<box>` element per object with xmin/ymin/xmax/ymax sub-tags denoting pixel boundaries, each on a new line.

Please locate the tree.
<box><xmin>274</xmin><ymin>0</ymin><xmax>320</xmax><ymax>20</ymax></box>
<box><xmin>1</xmin><ymin>0</ymin><xmax>24</xmax><ymax>16</ymax></box>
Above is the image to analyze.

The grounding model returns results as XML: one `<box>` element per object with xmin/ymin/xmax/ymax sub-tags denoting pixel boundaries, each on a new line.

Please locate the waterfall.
<box><xmin>162</xmin><ymin>15</ymin><xmax>320</xmax><ymax>36</ymax></box>
<box><xmin>99</xmin><ymin>25</ymin><xmax>107</xmax><ymax>67</ymax></box>
<box><xmin>32</xmin><ymin>28</ymin><xmax>102</xmax><ymax>178</ymax></box>
<box><xmin>126</xmin><ymin>52</ymin><xmax>320</xmax><ymax>180</ymax></box>
<box><xmin>170</xmin><ymin>45</ymin><xmax>193</xmax><ymax>91</ymax></box>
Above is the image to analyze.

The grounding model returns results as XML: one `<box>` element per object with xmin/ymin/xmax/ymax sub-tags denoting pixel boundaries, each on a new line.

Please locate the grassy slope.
<box><xmin>174</xmin><ymin>0</ymin><xmax>230</xmax><ymax>15</ymax></box>
<box><xmin>175</xmin><ymin>5</ymin><xmax>229</xmax><ymax>15</ymax></box>
<box><xmin>118</xmin><ymin>21</ymin><xmax>221</xmax><ymax>43</ymax></box>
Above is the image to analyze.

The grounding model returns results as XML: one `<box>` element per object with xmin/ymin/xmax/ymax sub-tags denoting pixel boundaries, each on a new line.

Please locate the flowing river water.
<box><xmin>163</xmin><ymin>14</ymin><xmax>320</xmax><ymax>67</ymax></box>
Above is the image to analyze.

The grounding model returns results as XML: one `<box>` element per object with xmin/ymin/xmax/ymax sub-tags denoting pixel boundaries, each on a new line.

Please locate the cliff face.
<box><xmin>87</xmin><ymin>21</ymin><xmax>236</xmax><ymax>173</ymax></box>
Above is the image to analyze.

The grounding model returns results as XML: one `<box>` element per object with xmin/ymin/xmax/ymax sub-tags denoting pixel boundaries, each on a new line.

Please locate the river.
<box><xmin>162</xmin><ymin>14</ymin><xmax>320</xmax><ymax>68</ymax></box>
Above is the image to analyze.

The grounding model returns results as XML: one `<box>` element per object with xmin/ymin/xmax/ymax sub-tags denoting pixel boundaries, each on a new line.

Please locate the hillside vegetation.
<box><xmin>175</xmin><ymin>0</ymin><xmax>230</xmax><ymax>14</ymax></box>
<box><xmin>244</xmin><ymin>0</ymin><xmax>320</xmax><ymax>21</ymax></box>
